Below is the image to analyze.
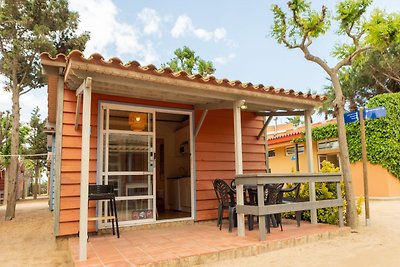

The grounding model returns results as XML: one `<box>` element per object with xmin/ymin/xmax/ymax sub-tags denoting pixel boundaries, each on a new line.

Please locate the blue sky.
<box><xmin>1</xmin><ymin>0</ymin><xmax>399</xmax><ymax>123</ymax></box>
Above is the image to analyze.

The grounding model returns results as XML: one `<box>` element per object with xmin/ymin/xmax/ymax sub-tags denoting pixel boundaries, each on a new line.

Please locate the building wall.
<box><xmin>194</xmin><ymin>110</ymin><xmax>267</xmax><ymax>221</ymax></box>
<box><xmin>268</xmin><ymin>141</ymin><xmax>319</xmax><ymax>173</ymax></box>
<box><xmin>57</xmin><ymin>88</ymin><xmax>266</xmax><ymax>234</ymax></box>
<box><xmin>351</xmin><ymin>161</ymin><xmax>400</xmax><ymax>197</ymax></box>
<box><xmin>58</xmin><ymin>88</ymin><xmax>192</xmax><ymax>236</ymax></box>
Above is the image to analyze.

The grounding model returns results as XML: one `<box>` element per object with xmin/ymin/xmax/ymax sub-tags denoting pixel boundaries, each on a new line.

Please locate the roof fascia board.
<box><xmin>66</xmin><ymin>61</ymin><xmax>322</xmax><ymax>109</ymax></box>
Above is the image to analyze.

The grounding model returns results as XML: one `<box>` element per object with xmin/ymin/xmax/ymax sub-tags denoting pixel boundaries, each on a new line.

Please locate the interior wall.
<box><xmin>156</xmin><ymin>117</ymin><xmax>191</xmax><ymax>212</ymax></box>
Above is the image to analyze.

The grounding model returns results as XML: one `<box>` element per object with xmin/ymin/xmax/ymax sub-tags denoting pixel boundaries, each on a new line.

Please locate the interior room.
<box><xmin>155</xmin><ymin>112</ymin><xmax>192</xmax><ymax>220</ymax></box>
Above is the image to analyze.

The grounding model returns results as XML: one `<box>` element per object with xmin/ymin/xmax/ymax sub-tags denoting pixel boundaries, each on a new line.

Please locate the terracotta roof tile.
<box><xmin>40</xmin><ymin>50</ymin><xmax>326</xmax><ymax>102</ymax></box>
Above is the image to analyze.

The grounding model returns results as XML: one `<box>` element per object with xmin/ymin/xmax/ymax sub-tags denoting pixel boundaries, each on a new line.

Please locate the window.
<box><xmin>285</xmin><ymin>145</ymin><xmax>304</xmax><ymax>156</ymax></box>
<box><xmin>268</xmin><ymin>150</ymin><xmax>275</xmax><ymax>157</ymax></box>
<box><xmin>318</xmin><ymin>140</ymin><xmax>339</xmax><ymax>151</ymax></box>
<box><xmin>318</xmin><ymin>154</ymin><xmax>340</xmax><ymax>170</ymax></box>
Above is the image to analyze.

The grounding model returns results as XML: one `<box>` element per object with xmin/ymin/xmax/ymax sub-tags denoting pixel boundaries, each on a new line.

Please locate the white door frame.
<box><xmin>98</xmin><ymin>101</ymin><xmax>195</xmax><ymax>227</ymax></box>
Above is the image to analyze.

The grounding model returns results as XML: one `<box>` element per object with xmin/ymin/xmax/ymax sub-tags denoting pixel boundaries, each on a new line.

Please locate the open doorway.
<box><xmin>155</xmin><ymin>112</ymin><xmax>192</xmax><ymax>220</ymax></box>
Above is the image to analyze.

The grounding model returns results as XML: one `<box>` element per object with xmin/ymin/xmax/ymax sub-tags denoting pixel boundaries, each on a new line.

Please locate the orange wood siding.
<box><xmin>58</xmin><ymin>87</ymin><xmax>266</xmax><ymax>234</ymax></box>
<box><xmin>195</xmin><ymin>110</ymin><xmax>266</xmax><ymax>221</ymax></box>
<box><xmin>58</xmin><ymin>88</ymin><xmax>192</xmax><ymax>236</ymax></box>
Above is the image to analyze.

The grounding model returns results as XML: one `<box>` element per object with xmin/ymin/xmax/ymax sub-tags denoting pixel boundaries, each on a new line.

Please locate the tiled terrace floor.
<box><xmin>69</xmin><ymin>220</ymin><xmax>350</xmax><ymax>267</ymax></box>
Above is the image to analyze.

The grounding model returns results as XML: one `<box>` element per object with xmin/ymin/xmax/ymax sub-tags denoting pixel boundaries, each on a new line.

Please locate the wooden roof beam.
<box><xmin>257</xmin><ymin>116</ymin><xmax>274</xmax><ymax>140</ymax></box>
<box><xmin>256</xmin><ymin>110</ymin><xmax>305</xmax><ymax>117</ymax></box>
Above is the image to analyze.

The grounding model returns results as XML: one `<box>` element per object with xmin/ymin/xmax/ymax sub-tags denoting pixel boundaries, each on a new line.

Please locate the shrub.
<box><xmin>282</xmin><ymin>160</ymin><xmax>362</xmax><ymax>224</ymax></box>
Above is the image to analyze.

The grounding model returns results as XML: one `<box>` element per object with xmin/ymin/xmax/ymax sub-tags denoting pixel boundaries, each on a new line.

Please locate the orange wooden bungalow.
<box><xmin>40</xmin><ymin>50</ymin><xmax>324</xmax><ymax>260</ymax></box>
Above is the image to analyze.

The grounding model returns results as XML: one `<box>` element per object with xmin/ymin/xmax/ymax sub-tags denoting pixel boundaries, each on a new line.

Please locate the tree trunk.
<box><xmin>3</xmin><ymin>169</ymin><xmax>9</xmax><ymax>206</ymax></box>
<box><xmin>22</xmin><ymin>171</ymin><xmax>25</xmax><ymax>200</ymax></box>
<box><xmin>33</xmin><ymin>161</ymin><xmax>40</xmax><ymax>199</ymax></box>
<box><xmin>5</xmin><ymin>61</ymin><xmax>20</xmax><ymax>221</ymax></box>
<box><xmin>331</xmin><ymin>74</ymin><xmax>358</xmax><ymax>229</ymax></box>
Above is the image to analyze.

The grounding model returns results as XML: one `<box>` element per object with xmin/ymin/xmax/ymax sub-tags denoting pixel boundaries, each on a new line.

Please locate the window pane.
<box><xmin>318</xmin><ymin>140</ymin><xmax>339</xmax><ymax>151</ymax></box>
<box><xmin>115</xmin><ymin>199</ymin><xmax>154</xmax><ymax>222</ymax></box>
<box><xmin>108</xmin><ymin>175</ymin><xmax>153</xmax><ymax>197</ymax></box>
<box><xmin>109</xmin><ymin>109</ymin><xmax>153</xmax><ymax>132</ymax></box>
<box><xmin>108</xmin><ymin>133</ymin><xmax>153</xmax><ymax>172</ymax></box>
<box><xmin>318</xmin><ymin>142</ymin><xmax>326</xmax><ymax>150</ymax></box>
<box><xmin>268</xmin><ymin>150</ymin><xmax>275</xmax><ymax>157</ymax></box>
<box><xmin>285</xmin><ymin>147</ymin><xmax>294</xmax><ymax>156</ymax></box>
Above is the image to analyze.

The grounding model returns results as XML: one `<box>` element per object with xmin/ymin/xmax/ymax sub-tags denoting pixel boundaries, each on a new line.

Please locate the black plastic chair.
<box><xmin>213</xmin><ymin>179</ymin><xmax>236</xmax><ymax>232</ymax></box>
<box><xmin>230</xmin><ymin>179</ymin><xmax>257</xmax><ymax>231</ymax></box>
<box><xmin>247</xmin><ymin>183</ymin><xmax>284</xmax><ymax>233</ymax></box>
<box><xmin>88</xmin><ymin>185</ymin><xmax>120</xmax><ymax>238</ymax></box>
<box><xmin>277</xmin><ymin>183</ymin><xmax>304</xmax><ymax>227</ymax></box>
<box><xmin>265</xmin><ymin>183</ymin><xmax>284</xmax><ymax>233</ymax></box>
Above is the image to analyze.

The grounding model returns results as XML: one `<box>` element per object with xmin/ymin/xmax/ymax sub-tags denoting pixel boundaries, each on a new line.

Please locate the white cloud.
<box><xmin>141</xmin><ymin>42</ymin><xmax>159</xmax><ymax>65</ymax></box>
<box><xmin>69</xmin><ymin>0</ymin><xmax>117</xmax><ymax>54</ymax></box>
<box><xmin>171</xmin><ymin>15</ymin><xmax>192</xmax><ymax>38</ymax></box>
<box><xmin>193</xmin><ymin>28</ymin><xmax>212</xmax><ymax>41</ymax></box>
<box><xmin>114</xmin><ymin>24</ymin><xmax>143</xmax><ymax>55</ymax></box>
<box><xmin>171</xmin><ymin>14</ymin><xmax>227</xmax><ymax>42</ymax></box>
<box><xmin>213</xmin><ymin>53</ymin><xmax>236</xmax><ymax>65</ymax></box>
<box><xmin>137</xmin><ymin>8</ymin><xmax>161</xmax><ymax>36</ymax></box>
<box><xmin>68</xmin><ymin>0</ymin><xmax>160</xmax><ymax>65</ymax></box>
<box><xmin>213</xmin><ymin>28</ymin><xmax>226</xmax><ymax>41</ymax></box>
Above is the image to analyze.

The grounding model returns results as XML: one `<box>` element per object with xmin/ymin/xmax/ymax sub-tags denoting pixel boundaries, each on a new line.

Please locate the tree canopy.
<box><xmin>0</xmin><ymin>0</ymin><xmax>89</xmax><ymax>94</ymax></box>
<box><xmin>270</xmin><ymin>0</ymin><xmax>386</xmax><ymax>229</ymax></box>
<box><xmin>0</xmin><ymin>0</ymin><xmax>89</xmax><ymax>220</ymax></box>
<box><xmin>319</xmin><ymin>7</ymin><xmax>400</xmax><ymax>112</ymax></box>
<box><xmin>162</xmin><ymin>46</ymin><xmax>215</xmax><ymax>76</ymax></box>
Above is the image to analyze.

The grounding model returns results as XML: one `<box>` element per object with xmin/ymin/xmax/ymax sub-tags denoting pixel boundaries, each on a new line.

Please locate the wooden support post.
<box><xmin>257</xmin><ymin>184</ymin><xmax>266</xmax><ymax>240</ymax></box>
<box><xmin>263</xmin><ymin>116</ymin><xmax>273</xmax><ymax>172</ymax></box>
<box><xmin>305</xmin><ymin>109</ymin><xmax>317</xmax><ymax>224</ymax></box>
<box><xmin>233</xmin><ymin>100</ymin><xmax>245</xmax><ymax>237</ymax></box>
<box><xmin>194</xmin><ymin>109</ymin><xmax>208</xmax><ymax>137</ymax></box>
<box><xmin>79</xmin><ymin>78</ymin><xmax>92</xmax><ymax>260</ymax></box>
<box><xmin>74</xmin><ymin>94</ymin><xmax>81</xmax><ymax>130</ymax></box>
<box><xmin>54</xmin><ymin>69</ymin><xmax>65</xmax><ymax>235</ymax></box>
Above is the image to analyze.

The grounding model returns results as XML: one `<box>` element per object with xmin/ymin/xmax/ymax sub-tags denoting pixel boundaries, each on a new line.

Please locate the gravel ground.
<box><xmin>0</xmin><ymin>198</ymin><xmax>72</xmax><ymax>267</ymax></box>
<box><xmin>199</xmin><ymin>199</ymin><xmax>400</xmax><ymax>267</ymax></box>
<box><xmin>1</xmin><ymin>198</ymin><xmax>399</xmax><ymax>267</ymax></box>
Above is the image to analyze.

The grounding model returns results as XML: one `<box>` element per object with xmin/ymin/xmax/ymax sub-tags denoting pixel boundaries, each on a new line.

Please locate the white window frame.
<box><xmin>317</xmin><ymin>139</ymin><xmax>339</xmax><ymax>152</ymax></box>
<box><xmin>285</xmin><ymin>144</ymin><xmax>304</xmax><ymax>157</ymax></box>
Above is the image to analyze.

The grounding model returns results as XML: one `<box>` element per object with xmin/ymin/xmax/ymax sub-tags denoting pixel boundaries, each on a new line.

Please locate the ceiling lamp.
<box><xmin>239</xmin><ymin>100</ymin><xmax>247</xmax><ymax>110</ymax></box>
<box><xmin>128</xmin><ymin>112</ymin><xmax>147</xmax><ymax>131</ymax></box>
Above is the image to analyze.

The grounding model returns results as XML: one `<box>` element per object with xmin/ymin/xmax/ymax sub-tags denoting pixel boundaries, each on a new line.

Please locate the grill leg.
<box><xmin>109</xmin><ymin>199</ymin><xmax>115</xmax><ymax>236</ymax></box>
<box><xmin>112</xmin><ymin>197</ymin><xmax>120</xmax><ymax>238</ymax></box>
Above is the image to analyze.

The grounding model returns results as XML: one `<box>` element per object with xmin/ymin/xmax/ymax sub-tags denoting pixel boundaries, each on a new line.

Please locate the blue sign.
<box><xmin>291</xmin><ymin>155</ymin><xmax>296</xmax><ymax>161</ymax></box>
<box><xmin>344</xmin><ymin>106</ymin><xmax>386</xmax><ymax>124</ymax></box>
<box><xmin>344</xmin><ymin>111</ymin><xmax>359</xmax><ymax>124</ymax></box>
<box><xmin>364</xmin><ymin>106</ymin><xmax>386</xmax><ymax>120</ymax></box>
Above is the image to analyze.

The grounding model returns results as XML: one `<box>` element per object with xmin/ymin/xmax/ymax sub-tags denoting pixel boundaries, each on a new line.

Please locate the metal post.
<box><xmin>79</xmin><ymin>78</ymin><xmax>92</xmax><ymax>260</ymax></box>
<box><xmin>359</xmin><ymin>107</ymin><xmax>370</xmax><ymax>226</ymax></box>
<box><xmin>295</xmin><ymin>143</ymin><xmax>300</xmax><ymax>172</ymax></box>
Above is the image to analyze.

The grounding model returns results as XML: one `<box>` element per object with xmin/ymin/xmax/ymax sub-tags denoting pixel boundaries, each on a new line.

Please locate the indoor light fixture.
<box><xmin>128</xmin><ymin>112</ymin><xmax>147</xmax><ymax>131</ymax></box>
